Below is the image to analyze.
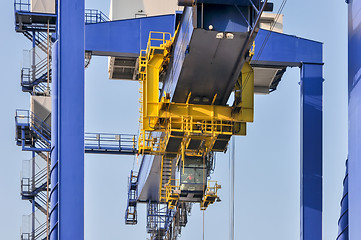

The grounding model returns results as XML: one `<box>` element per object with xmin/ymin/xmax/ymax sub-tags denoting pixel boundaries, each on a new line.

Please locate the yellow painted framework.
<box><xmin>165</xmin><ymin>179</ymin><xmax>180</xmax><ymax>210</ymax></box>
<box><xmin>138</xmin><ymin>32</ymin><xmax>255</xmax><ymax>157</ymax></box>
<box><xmin>200</xmin><ymin>181</ymin><xmax>221</xmax><ymax>210</ymax></box>
<box><xmin>138</xmin><ymin>31</ymin><xmax>255</xmax><ymax>206</ymax></box>
<box><xmin>164</xmin><ymin>179</ymin><xmax>221</xmax><ymax>210</ymax></box>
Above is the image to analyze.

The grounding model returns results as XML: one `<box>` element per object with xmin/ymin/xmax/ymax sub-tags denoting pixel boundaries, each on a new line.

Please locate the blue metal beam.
<box><xmin>300</xmin><ymin>63</ymin><xmax>323</xmax><ymax>240</ymax></box>
<box><xmin>85</xmin><ymin>16</ymin><xmax>323</xmax><ymax>66</ymax></box>
<box><xmin>50</xmin><ymin>0</ymin><xmax>85</xmax><ymax>239</ymax></box>
<box><xmin>85</xmin><ymin>15</ymin><xmax>176</xmax><ymax>57</ymax></box>
<box><xmin>252</xmin><ymin>29</ymin><xmax>323</xmax><ymax>67</ymax></box>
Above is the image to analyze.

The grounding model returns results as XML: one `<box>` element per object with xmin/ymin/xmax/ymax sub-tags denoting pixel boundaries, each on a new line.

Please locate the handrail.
<box><xmin>14</xmin><ymin>2</ymin><xmax>109</xmax><ymax>25</ymax></box>
<box><xmin>16</xmin><ymin>110</ymin><xmax>138</xmax><ymax>154</ymax></box>
<box><xmin>146</xmin><ymin>32</ymin><xmax>172</xmax><ymax>58</ymax></box>
<box><xmin>14</xmin><ymin>0</ymin><xmax>30</xmax><ymax>12</ymax></box>
<box><xmin>84</xmin><ymin>133</ymin><xmax>137</xmax><ymax>151</ymax></box>
<box><xmin>15</xmin><ymin>109</ymin><xmax>51</xmax><ymax>143</ymax></box>
<box><xmin>85</xmin><ymin>9</ymin><xmax>110</xmax><ymax>24</ymax></box>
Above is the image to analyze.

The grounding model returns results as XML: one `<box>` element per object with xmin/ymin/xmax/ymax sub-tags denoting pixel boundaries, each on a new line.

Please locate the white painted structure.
<box><xmin>109</xmin><ymin>0</ymin><xmax>182</xmax><ymax>20</ymax></box>
<box><xmin>253</xmin><ymin>13</ymin><xmax>285</xmax><ymax>94</ymax></box>
<box><xmin>31</xmin><ymin>96</ymin><xmax>52</xmax><ymax>127</ymax></box>
<box><xmin>31</xmin><ymin>0</ymin><xmax>55</xmax><ymax>14</ymax></box>
<box><xmin>260</xmin><ymin>12</ymin><xmax>284</xmax><ymax>34</ymax></box>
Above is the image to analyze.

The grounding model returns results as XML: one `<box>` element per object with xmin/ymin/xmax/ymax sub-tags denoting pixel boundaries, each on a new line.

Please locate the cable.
<box><xmin>229</xmin><ymin>137</ymin><xmax>235</xmax><ymax>240</ymax></box>
<box><xmin>202</xmin><ymin>154</ymin><xmax>206</xmax><ymax>240</ymax></box>
<box><xmin>203</xmin><ymin>211</ymin><xmax>205</xmax><ymax>240</ymax></box>
<box><xmin>241</xmin><ymin>0</ymin><xmax>289</xmax><ymax>93</ymax></box>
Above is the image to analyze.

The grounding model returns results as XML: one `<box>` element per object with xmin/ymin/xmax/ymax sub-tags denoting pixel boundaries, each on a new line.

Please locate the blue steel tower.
<box><xmin>338</xmin><ymin>0</ymin><xmax>361</xmax><ymax>239</ymax></box>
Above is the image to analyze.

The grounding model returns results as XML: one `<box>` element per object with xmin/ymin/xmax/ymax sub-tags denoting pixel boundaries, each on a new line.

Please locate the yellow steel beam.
<box><xmin>141</xmin><ymin>51</ymin><xmax>254</xmax><ymax>128</ymax></box>
<box><xmin>138</xmin><ymin>31</ymin><xmax>253</xmax><ymax>155</ymax></box>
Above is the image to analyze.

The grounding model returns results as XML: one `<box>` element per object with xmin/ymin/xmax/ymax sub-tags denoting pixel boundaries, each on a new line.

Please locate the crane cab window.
<box><xmin>180</xmin><ymin>158</ymin><xmax>206</xmax><ymax>191</ymax></box>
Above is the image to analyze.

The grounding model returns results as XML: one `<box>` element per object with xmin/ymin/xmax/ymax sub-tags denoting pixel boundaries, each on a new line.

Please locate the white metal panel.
<box><xmin>260</xmin><ymin>12</ymin><xmax>283</xmax><ymax>33</ymax></box>
<box><xmin>254</xmin><ymin>67</ymin><xmax>282</xmax><ymax>95</ymax></box>
<box><xmin>109</xmin><ymin>0</ymin><xmax>145</xmax><ymax>20</ymax></box>
<box><xmin>142</xmin><ymin>0</ymin><xmax>181</xmax><ymax>17</ymax></box>
<box><xmin>109</xmin><ymin>0</ymin><xmax>181</xmax><ymax>20</ymax></box>
<box><xmin>31</xmin><ymin>0</ymin><xmax>55</xmax><ymax>14</ymax></box>
<box><xmin>30</xmin><ymin>96</ymin><xmax>52</xmax><ymax>127</ymax></box>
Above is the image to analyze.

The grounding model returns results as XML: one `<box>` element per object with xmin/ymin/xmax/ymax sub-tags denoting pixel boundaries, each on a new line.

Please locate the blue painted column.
<box><xmin>50</xmin><ymin>0</ymin><xmax>85</xmax><ymax>239</ymax></box>
<box><xmin>348</xmin><ymin>0</ymin><xmax>361</xmax><ymax>239</ymax></box>
<box><xmin>50</xmin><ymin>40</ymin><xmax>59</xmax><ymax>240</ymax></box>
<box><xmin>300</xmin><ymin>63</ymin><xmax>323</xmax><ymax>240</ymax></box>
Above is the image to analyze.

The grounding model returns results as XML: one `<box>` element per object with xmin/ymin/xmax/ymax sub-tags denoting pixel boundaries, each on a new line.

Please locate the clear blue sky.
<box><xmin>0</xmin><ymin>0</ymin><xmax>348</xmax><ymax>239</ymax></box>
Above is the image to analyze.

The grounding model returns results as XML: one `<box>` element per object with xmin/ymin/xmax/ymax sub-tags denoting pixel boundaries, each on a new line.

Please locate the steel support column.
<box><xmin>50</xmin><ymin>0</ymin><xmax>85</xmax><ymax>239</ymax></box>
<box><xmin>348</xmin><ymin>1</ymin><xmax>361</xmax><ymax>238</ymax></box>
<box><xmin>50</xmin><ymin>40</ymin><xmax>59</xmax><ymax>240</ymax></box>
<box><xmin>300</xmin><ymin>63</ymin><xmax>323</xmax><ymax>240</ymax></box>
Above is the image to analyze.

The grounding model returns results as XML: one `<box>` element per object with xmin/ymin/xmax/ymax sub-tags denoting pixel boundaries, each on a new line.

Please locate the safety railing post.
<box><xmin>97</xmin><ymin>133</ymin><xmax>100</xmax><ymax>149</ymax></box>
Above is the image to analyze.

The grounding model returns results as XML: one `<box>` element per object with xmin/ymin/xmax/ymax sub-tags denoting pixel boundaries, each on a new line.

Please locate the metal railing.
<box><xmin>21</xmin><ymin>222</ymin><xmax>47</xmax><ymax>240</ymax></box>
<box><xmin>21</xmin><ymin>166</ymin><xmax>47</xmax><ymax>196</ymax></box>
<box><xmin>16</xmin><ymin>109</ymin><xmax>51</xmax><ymax>146</ymax></box>
<box><xmin>85</xmin><ymin>9</ymin><xmax>109</xmax><ymax>24</ymax></box>
<box><xmin>16</xmin><ymin>110</ymin><xmax>138</xmax><ymax>154</ymax></box>
<box><xmin>21</xmin><ymin>210</ymin><xmax>47</xmax><ymax>240</ymax></box>
<box><xmin>21</xmin><ymin>46</ymin><xmax>51</xmax><ymax>94</ymax></box>
<box><xmin>21</xmin><ymin>68</ymin><xmax>31</xmax><ymax>85</ymax></box>
<box><xmin>14</xmin><ymin>1</ymin><xmax>109</xmax><ymax>24</ymax></box>
<box><xmin>84</xmin><ymin>133</ymin><xmax>137</xmax><ymax>153</ymax></box>
<box><xmin>14</xmin><ymin>0</ymin><xmax>30</xmax><ymax>12</ymax></box>
<box><xmin>147</xmin><ymin>32</ymin><xmax>172</xmax><ymax>50</ymax></box>
<box><xmin>146</xmin><ymin>203</ymin><xmax>174</xmax><ymax>235</ymax></box>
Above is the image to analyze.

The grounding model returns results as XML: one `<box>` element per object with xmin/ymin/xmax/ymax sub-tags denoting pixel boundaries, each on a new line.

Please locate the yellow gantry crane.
<box><xmin>137</xmin><ymin>31</ymin><xmax>255</xmax><ymax>210</ymax></box>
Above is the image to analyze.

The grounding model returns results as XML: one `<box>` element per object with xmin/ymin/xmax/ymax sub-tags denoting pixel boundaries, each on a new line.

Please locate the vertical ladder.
<box><xmin>160</xmin><ymin>156</ymin><xmax>173</xmax><ymax>202</ymax></box>
<box><xmin>125</xmin><ymin>171</ymin><xmax>138</xmax><ymax>225</ymax></box>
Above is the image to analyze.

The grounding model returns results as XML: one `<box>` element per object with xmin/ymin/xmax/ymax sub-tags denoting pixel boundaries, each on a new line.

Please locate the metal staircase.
<box><xmin>21</xmin><ymin>167</ymin><xmax>47</xmax><ymax>197</ymax></box>
<box><xmin>13</xmin><ymin>2</ymin><xmax>114</xmax><ymax>240</ymax></box>
<box><xmin>20</xmin><ymin>155</ymin><xmax>49</xmax><ymax>240</ymax></box>
<box><xmin>21</xmin><ymin>41</ymin><xmax>52</xmax><ymax>95</ymax></box>
<box><xmin>160</xmin><ymin>157</ymin><xmax>173</xmax><ymax>202</ymax></box>
<box><xmin>13</xmin><ymin>2</ymin><xmax>138</xmax><ymax>239</ymax></box>
<box><xmin>21</xmin><ymin>222</ymin><xmax>47</xmax><ymax>240</ymax></box>
<box><xmin>85</xmin><ymin>9</ymin><xmax>109</xmax><ymax>24</ymax></box>
<box><xmin>21</xmin><ymin>210</ymin><xmax>48</xmax><ymax>240</ymax></box>
<box><xmin>33</xmin><ymin>192</ymin><xmax>49</xmax><ymax>215</ymax></box>
<box><xmin>16</xmin><ymin>110</ymin><xmax>51</xmax><ymax>152</ymax></box>
<box><xmin>146</xmin><ymin>203</ymin><xmax>174</xmax><ymax>240</ymax></box>
<box><xmin>125</xmin><ymin>171</ymin><xmax>138</xmax><ymax>225</ymax></box>
<box><xmin>21</xmin><ymin>61</ymin><xmax>52</xmax><ymax>95</ymax></box>
<box><xmin>23</xmin><ymin>31</ymin><xmax>52</xmax><ymax>55</ymax></box>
